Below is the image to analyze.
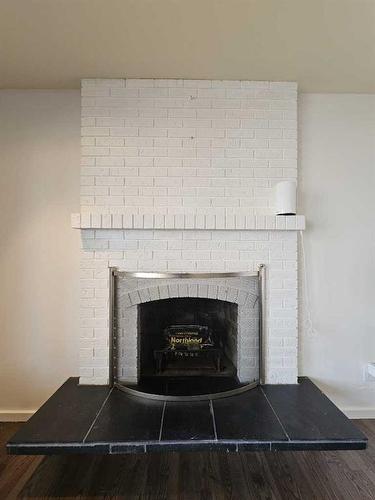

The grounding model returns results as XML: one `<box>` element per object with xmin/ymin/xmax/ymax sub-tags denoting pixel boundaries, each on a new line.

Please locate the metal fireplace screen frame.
<box><xmin>109</xmin><ymin>266</ymin><xmax>266</xmax><ymax>401</ymax></box>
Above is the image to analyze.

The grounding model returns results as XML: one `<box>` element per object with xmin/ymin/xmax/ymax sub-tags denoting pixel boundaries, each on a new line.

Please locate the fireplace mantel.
<box><xmin>71</xmin><ymin>213</ymin><xmax>305</xmax><ymax>231</ymax></box>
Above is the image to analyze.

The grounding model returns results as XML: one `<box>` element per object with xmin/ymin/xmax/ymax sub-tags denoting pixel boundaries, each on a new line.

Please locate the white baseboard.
<box><xmin>342</xmin><ymin>407</ymin><xmax>375</xmax><ymax>419</ymax></box>
<box><xmin>0</xmin><ymin>411</ymin><xmax>36</xmax><ymax>422</ymax></box>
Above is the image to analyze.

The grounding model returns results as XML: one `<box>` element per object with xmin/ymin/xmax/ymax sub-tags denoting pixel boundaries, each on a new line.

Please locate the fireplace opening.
<box><xmin>139</xmin><ymin>298</ymin><xmax>238</xmax><ymax>380</ymax></box>
<box><xmin>113</xmin><ymin>271</ymin><xmax>262</xmax><ymax>400</ymax></box>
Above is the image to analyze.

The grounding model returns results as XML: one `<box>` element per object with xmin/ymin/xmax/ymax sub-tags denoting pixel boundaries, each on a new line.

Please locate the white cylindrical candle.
<box><xmin>275</xmin><ymin>181</ymin><xmax>297</xmax><ymax>215</ymax></box>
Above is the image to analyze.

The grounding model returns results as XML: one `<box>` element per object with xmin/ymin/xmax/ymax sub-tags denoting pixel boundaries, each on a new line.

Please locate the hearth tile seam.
<box><xmin>8</xmin><ymin>440</ymin><xmax>366</xmax><ymax>455</ymax></box>
<box><xmin>269</xmin><ymin>440</ymin><xmax>368</xmax><ymax>451</ymax></box>
<box><xmin>237</xmin><ymin>442</ymin><xmax>272</xmax><ymax>451</ymax></box>
<box><xmin>82</xmin><ymin>387</ymin><xmax>114</xmax><ymax>443</ymax></box>
<box><xmin>101</xmin><ymin>438</ymin><xmax>274</xmax><ymax>445</ymax></box>
<box><xmin>209</xmin><ymin>399</ymin><xmax>218</xmax><ymax>441</ymax></box>
<box><xmin>158</xmin><ymin>401</ymin><xmax>167</xmax><ymax>441</ymax></box>
<box><xmin>146</xmin><ymin>439</ymin><xmax>238</xmax><ymax>450</ymax></box>
<box><xmin>260</xmin><ymin>386</ymin><xmax>291</xmax><ymax>441</ymax></box>
<box><xmin>270</xmin><ymin>439</ymin><xmax>367</xmax><ymax>444</ymax></box>
<box><xmin>9</xmin><ymin>438</ymin><xmax>365</xmax><ymax>449</ymax></box>
<box><xmin>109</xmin><ymin>443</ymin><xmax>147</xmax><ymax>454</ymax></box>
<box><xmin>7</xmin><ymin>442</ymin><xmax>102</xmax><ymax>448</ymax></box>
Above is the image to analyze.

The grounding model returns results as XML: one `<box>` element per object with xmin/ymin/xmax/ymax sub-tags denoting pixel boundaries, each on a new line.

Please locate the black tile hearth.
<box><xmin>7</xmin><ymin>379</ymin><xmax>111</xmax><ymax>446</ymax></box>
<box><xmin>86</xmin><ymin>388</ymin><xmax>164</xmax><ymax>443</ymax></box>
<box><xmin>7</xmin><ymin>377</ymin><xmax>367</xmax><ymax>455</ymax></box>
<box><xmin>161</xmin><ymin>401</ymin><xmax>215</xmax><ymax>441</ymax></box>
<box><xmin>261</xmin><ymin>377</ymin><xmax>365</xmax><ymax>442</ymax></box>
<box><xmin>129</xmin><ymin>376</ymin><xmax>243</xmax><ymax>397</ymax></box>
<box><xmin>213</xmin><ymin>387</ymin><xmax>287</xmax><ymax>442</ymax></box>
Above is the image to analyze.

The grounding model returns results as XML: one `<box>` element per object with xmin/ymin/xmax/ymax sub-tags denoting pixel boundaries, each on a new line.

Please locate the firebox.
<box><xmin>140</xmin><ymin>298</ymin><xmax>237</xmax><ymax>377</ymax></box>
<box><xmin>110</xmin><ymin>269</ymin><xmax>264</xmax><ymax>401</ymax></box>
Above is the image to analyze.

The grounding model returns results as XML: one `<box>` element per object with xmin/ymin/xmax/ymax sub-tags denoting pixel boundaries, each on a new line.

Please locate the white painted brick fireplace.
<box><xmin>72</xmin><ymin>78</ymin><xmax>305</xmax><ymax>386</ymax></box>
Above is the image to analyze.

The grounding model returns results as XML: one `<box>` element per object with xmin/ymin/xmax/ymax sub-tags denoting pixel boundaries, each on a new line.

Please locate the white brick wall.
<box><xmin>78</xmin><ymin>79</ymin><xmax>300</xmax><ymax>386</ymax></box>
<box><xmin>79</xmin><ymin>229</ymin><xmax>298</xmax><ymax>385</ymax></box>
<box><xmin>81</xmin><ymin>79</ymin><xmax>297</xmax><ymax>217</ymax></box>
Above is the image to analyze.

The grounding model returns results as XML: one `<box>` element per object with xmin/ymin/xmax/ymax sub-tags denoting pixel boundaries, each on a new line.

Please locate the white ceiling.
<box><xmin>1</xmin><ymin>0</ymin><xmax>374</xmax><ymax>92</ymax></box>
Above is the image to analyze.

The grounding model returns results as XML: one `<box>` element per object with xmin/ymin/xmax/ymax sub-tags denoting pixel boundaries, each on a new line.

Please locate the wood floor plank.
<box><xmin>0</xmin><ymin>423</ymin><xmax>43</xmax><ymax>499</ymax></box>
<box><xmin>1</xmin><ymin>420</ymin><xmax>375</xmax><ymax>499</ymax></box>
<box><xmin>239</xmin><ymin>452</ymin><xmax>280</xmax><ymax>500</ymax></box>
<box><xmin>293</xmin><ymin>451</ymin><xmax>341</xmax><ymax>500</ymax></box>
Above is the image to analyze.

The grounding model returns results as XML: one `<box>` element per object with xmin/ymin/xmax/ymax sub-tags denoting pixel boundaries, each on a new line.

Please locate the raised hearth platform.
<box><xmin>7</xmin><ymin>378</ymin><xmax>366</xmax><ymax>454</ymax></box>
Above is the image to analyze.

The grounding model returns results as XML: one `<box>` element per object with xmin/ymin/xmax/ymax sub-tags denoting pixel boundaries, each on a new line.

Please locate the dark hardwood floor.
<box><xmin>1</xmin><ymin>420</ymin><xmax>375</xmax><ymax>499</ymax></box>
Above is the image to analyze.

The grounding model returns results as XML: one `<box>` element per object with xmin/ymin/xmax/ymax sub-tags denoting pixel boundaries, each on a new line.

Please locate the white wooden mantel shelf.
<box><xmin>71</xmin><ymin>213</ymin><xmax>305</xmax><ymax>231</ymax></box>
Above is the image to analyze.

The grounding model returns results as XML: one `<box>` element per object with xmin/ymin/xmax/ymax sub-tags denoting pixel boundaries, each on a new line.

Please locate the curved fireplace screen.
<box><xmin>109</xmin><ymin>269</ymin><xmax>265</xmax><ymax>401</ymax></box>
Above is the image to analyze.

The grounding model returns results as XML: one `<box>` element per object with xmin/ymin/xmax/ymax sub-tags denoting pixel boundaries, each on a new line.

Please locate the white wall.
<box><xmin>0</xmin><ymin>90</ymin><xmax>374</xmax><ymax>418</ymax></box>
<box><xmin>0</xmin><ymin>91</ymin><xmax>81</xmax><ymax>419</ymax></box>
<box><xmin>299</xmin><ymin>94</ymin><xmax>375</xmax><ymax>416</ymax></box>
